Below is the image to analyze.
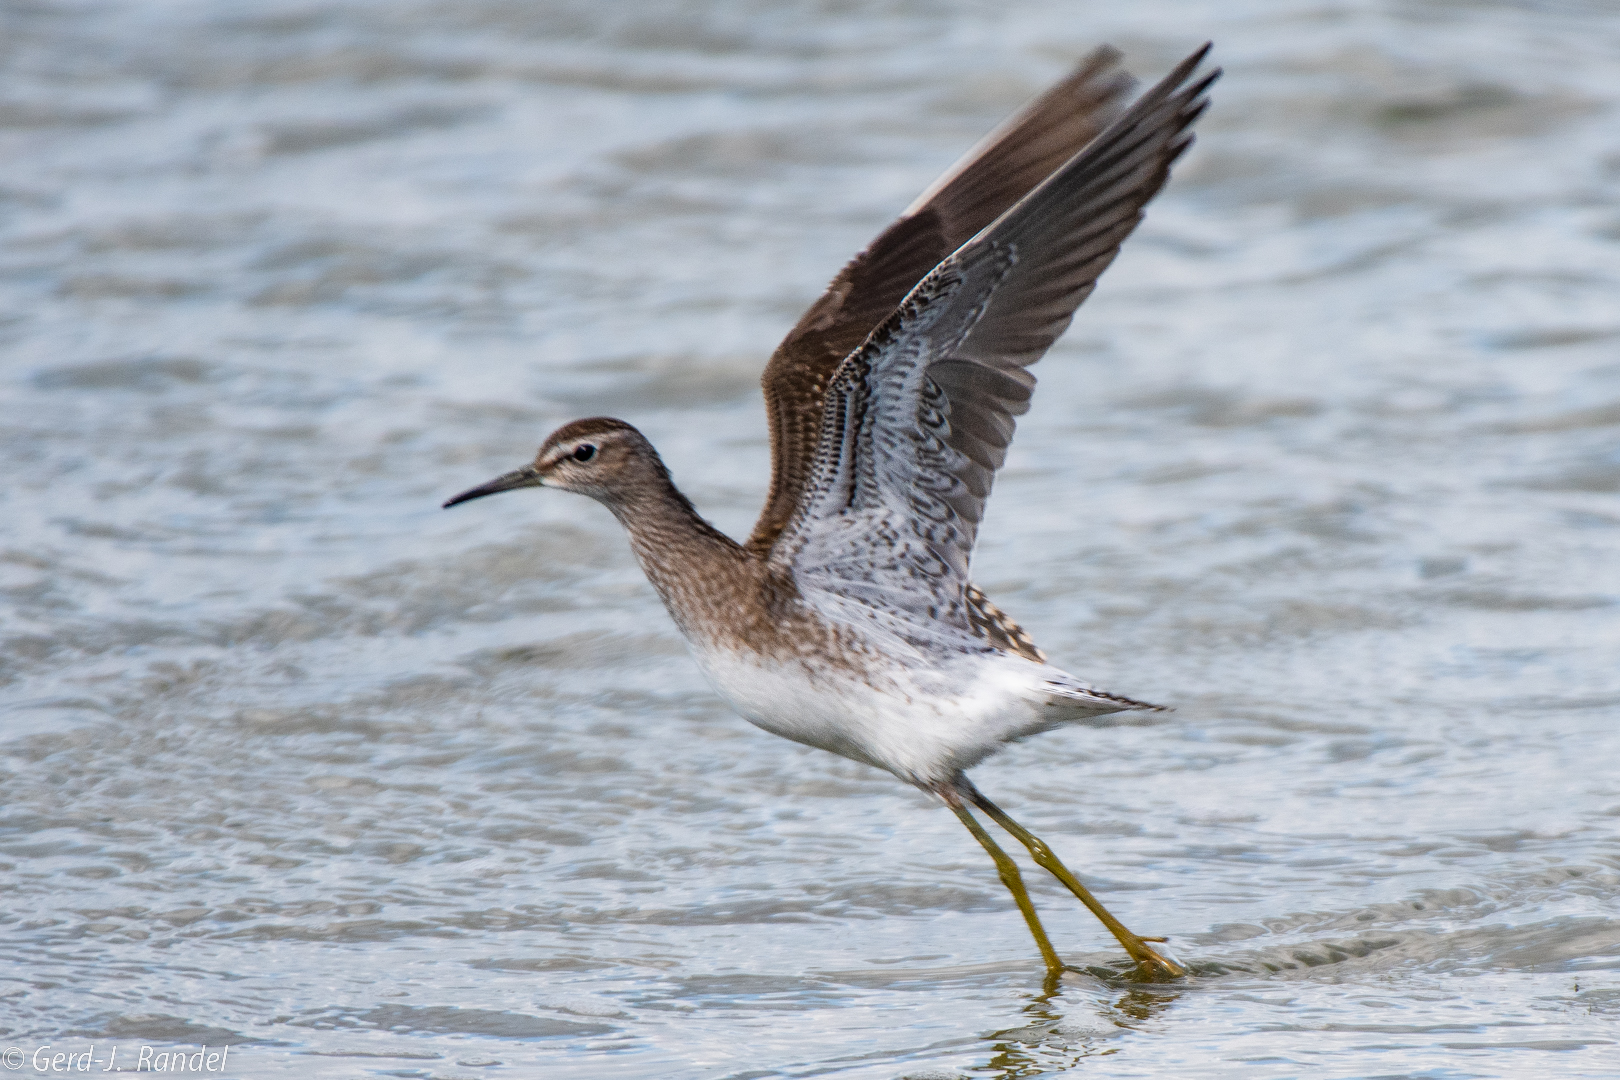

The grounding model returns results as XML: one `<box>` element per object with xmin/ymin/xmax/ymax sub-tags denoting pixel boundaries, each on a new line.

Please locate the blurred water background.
<box><xmin>3</xmin><ymin>0</ymin><xmax>1619</xmax><ymax>1077</ymax></box>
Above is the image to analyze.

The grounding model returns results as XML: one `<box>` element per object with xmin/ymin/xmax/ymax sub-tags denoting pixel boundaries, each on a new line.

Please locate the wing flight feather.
<box><xmin>748</xmin><ymin>48</ymin><xmax>1135</xmax><ymax>552</ymax></box>
<box><xmin>772</xmin><ymin>46</ymin><xmax>1217</xmax><ymax>648</ymax></box>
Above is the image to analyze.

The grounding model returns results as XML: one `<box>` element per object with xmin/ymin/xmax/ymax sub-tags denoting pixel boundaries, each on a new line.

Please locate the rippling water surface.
<box><xmin>4</xmin><ymin>1</ymin><xmax>1620</xmax><ymax>1076</ymax></box>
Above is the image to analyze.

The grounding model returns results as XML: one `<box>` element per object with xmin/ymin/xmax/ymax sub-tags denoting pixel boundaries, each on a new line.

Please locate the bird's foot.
<box><xmin>1121</xmin><ymin>935</ymin><xmax>1186</xmax><ymax>982</ymax></box>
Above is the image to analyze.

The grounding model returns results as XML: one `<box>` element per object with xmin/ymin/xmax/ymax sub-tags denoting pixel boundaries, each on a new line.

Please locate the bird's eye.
<box><xmin>572</xmin><ymin>444</ymin><xmax>597</xmax><ymax>463</ymax></box>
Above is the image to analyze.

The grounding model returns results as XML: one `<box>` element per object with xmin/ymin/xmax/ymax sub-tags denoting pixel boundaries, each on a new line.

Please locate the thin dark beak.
<box><xmin>442</xmin><ymin>466</ymin><xmax>544</xmax><ymax>508</ymax></box>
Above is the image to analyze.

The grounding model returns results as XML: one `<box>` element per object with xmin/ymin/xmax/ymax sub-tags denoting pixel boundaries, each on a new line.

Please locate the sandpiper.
<box><xmin>448</xmin><ymin>45</ymin><xmax>1217</xmax><ymax>982</ymax></box>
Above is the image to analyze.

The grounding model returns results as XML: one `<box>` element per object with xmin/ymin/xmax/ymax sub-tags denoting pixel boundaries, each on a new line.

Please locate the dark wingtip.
<box><xmin>1178</xmin><ymin>41</ymin><xmax>1214</xmax><ymax>74</ymax></box>
<box><xmin>1163</xmin><ymin>42</ymin><xmax>1218</xmax><ymax>99</ymax></box>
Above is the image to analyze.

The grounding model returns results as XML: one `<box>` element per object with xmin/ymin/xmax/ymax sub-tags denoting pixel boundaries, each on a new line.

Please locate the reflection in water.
<box><xmin>1108</xmin><ymin>985</ymin><xmax>1181</xmax><ymax>1026</ymax></box>
<box><xmin>970</xmin><ymin>982</ymin><xmax>1181</xmax><ymax>1078</ymax></box>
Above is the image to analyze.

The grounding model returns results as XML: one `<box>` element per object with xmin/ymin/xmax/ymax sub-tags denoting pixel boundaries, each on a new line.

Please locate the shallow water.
<box><xmin>3</xmin><ymin>0</ymin><xmax>1619</xmax><ymax>1076</ymax></box>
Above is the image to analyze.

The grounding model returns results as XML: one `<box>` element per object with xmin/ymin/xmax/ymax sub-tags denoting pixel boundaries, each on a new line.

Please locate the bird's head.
<box><xmin>443</xmin><ymin>416</ymin><xmax>661</xmax><ymax>509</ymax></box>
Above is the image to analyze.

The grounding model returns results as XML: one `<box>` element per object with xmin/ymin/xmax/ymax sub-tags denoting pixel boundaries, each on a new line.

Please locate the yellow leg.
<box><xmin>942</xmin><ymin>789</ymin><xmax>1066</xmax><ymax>979</ymax></box>
<box><xmin>965</xmin><ymin>783</ymin><xmax>1186</xmax><ymax>981</ymax></box>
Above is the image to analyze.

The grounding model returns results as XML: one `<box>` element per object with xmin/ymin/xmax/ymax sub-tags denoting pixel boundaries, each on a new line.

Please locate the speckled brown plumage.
<box><xmin>468</xmin><ymin>418</ymin><xmax>888</xmax><ymax>678</ymax></box>
<box><xmin>965</xmin><ymin>584</ymin><xmax>1045</xmax><ymax>663</ymax></box>
<box><xmin>448</xmin><ymin>45</ymin><xmax>1218</xmax><ymax>696</ymax></box>
<box><xmin>748</xmin><ymin>46</ymin><xmax>1135</xmax><ymax>556</ymax></box>
<box><xmin>444</xmin><ymin>45</ymin><xmax>1218</xmax><ymax>983</ymax></box>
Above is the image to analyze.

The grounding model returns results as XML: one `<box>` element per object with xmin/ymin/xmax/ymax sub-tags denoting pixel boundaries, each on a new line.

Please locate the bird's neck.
<box><xmin>601</xmin><ymin>469</ymin><xmax>756</xmax><ymax>641</ymax></box>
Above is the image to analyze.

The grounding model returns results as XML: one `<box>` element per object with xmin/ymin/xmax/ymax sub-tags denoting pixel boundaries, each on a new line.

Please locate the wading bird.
<box><xmin>447</xmin><ymin>44</ymin><xmax>1217</xmax><ymax>981</ymax></box>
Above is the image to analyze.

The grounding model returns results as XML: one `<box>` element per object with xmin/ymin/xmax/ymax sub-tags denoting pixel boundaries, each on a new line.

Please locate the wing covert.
<box><xmin>748</xmin><ymin>48</ymin><xmax>1135</xmax><ymax>552</ymax></box>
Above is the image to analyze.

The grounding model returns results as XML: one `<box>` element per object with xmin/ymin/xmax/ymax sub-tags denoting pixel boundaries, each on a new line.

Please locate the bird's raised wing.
<box><xmin>771</xmin><ymin>47</ymin><xmax>1216</xmax><ymax>648</ymax></box>
<box><xmin>747</xmin><ymin>48</ymin><xmax>1135</xmax><ymax>553</ymax></box>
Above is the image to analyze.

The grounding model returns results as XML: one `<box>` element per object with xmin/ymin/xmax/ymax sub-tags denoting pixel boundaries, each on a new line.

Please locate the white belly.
<box><xmin>688</xmin><ymin>646</ymin><xmax>1075</xmax><ymax>786</ymax></box>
